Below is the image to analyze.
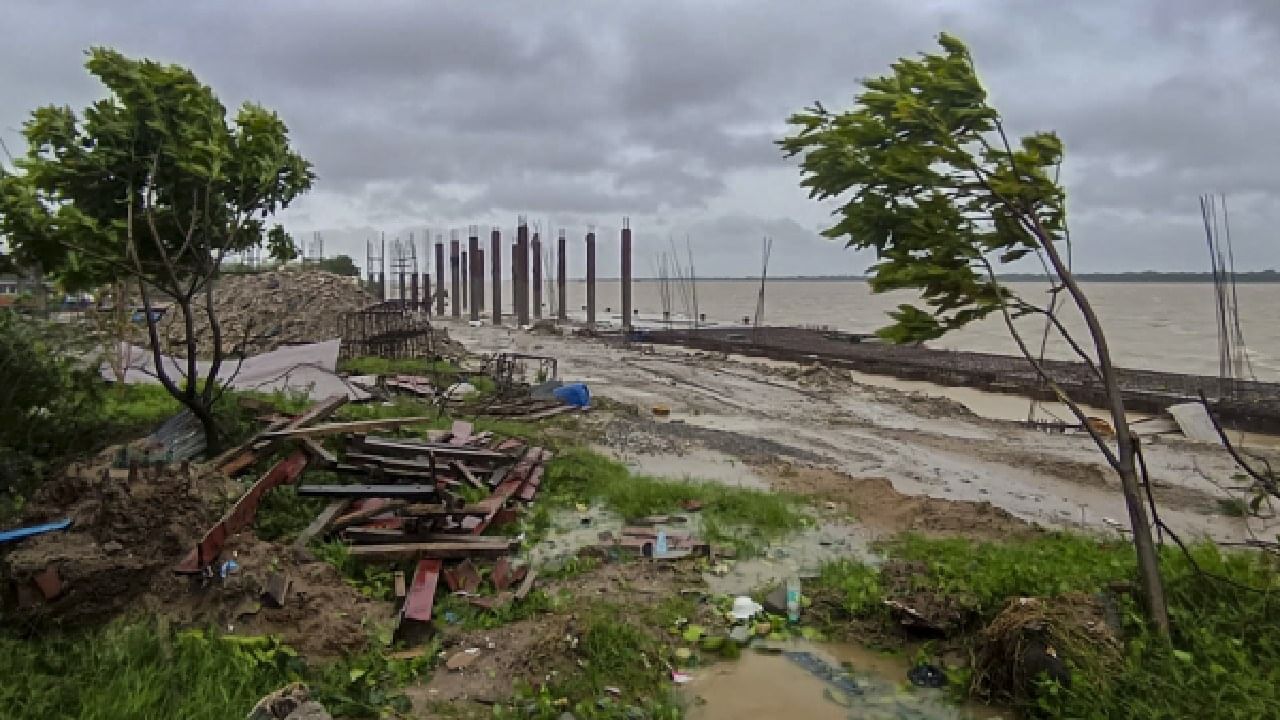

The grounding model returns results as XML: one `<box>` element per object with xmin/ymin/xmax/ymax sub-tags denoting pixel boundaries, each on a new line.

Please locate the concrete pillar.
<box><xmin>468</xmin><ymin>230</ymin><xmax>481</xmax><ymax>323</ymax></box>
<box><xmin>423</xmin><ymin>273</ymin><xmax>431</xmax><ymax>316</ymax></box>
<box><xmin>621</xmin><ymin>220</ymin><xmax>632</xmax><ymax>329</ymax></box>
<box><xmin>586</xmin><ymin>230</ymin><xmax>596</xmax><ymax>326</ymax></box>
<box><xmin>461</xmin><ymin>250</ymin><xmax>469</xmax><ymax>312</ymax></box>
<box><xmin>491</xmin><ymin>228</ymin><xmax>502</xmax><ymax>326</ymax></box>
<box><xmin>410</xmin><ymin>273</ymin><xmax>419</xmax><ymax>310</ymax></box>
<box><xmin>516</xmin><ymin>221</ymin><xmax>530</xmax><ymax>326</ymax></box>
<box><xmin>531</xmin><ymin>231</ymin><xmax>543</xmax><ymax>320</ymax></box>
<box><xmin>557</xmin><ymin>229</ymin><xmax>567</xmax><ymax>321</ymax></box>
<box><xmin>434</xmin><ymin>240</ymin><xmax>446</xmax><ymax>316</ymax></box>
<box><xmin>450</xmin><ymin>235</ymin><xmax>461</xmax><ymax>319</ymax></box>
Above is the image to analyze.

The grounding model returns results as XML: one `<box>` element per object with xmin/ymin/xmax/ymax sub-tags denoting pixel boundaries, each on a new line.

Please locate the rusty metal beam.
<box><xmin>175</xmin><ymin>450</ymin><xmax>310</xmax><ymax>574</ymax></box>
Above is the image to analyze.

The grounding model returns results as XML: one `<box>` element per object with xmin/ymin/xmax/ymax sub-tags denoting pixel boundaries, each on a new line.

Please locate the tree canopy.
<box><xmin>0</xmin><ymin>47</ymin><xmax>312</xmax><ymax>295</ymax></box>
<box><xmin>779</xmin><ymin>32</ymin><xmax>1066</xmax><ymax>343</ymax></box>
<box><xmin>0</xmin><ymin>47</ymin><xmax>313</xmax><ymax>452</ymax></box>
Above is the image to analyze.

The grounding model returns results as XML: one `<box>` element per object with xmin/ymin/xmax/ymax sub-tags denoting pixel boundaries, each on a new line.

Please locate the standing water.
<box><xmin>686</xmin><ymin>641</ymin><xmax>1005</xmax><ymax>720</ymax></box>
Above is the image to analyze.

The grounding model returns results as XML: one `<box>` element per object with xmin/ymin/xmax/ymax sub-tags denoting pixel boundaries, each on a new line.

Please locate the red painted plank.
<box><xmin>174</xmin><ymin>450</ymin><xmax>309</xmax><ymax>573</ymax></box>
<box><xmin>402</xmin><ymin>558</ymin><xmax>442</xmax><ymax>622</ymax></box>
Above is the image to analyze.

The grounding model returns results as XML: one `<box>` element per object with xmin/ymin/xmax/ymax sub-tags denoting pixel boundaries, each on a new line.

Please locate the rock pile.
<box><xmin>158</xmin><ymin>269</ymin><xmax>373</xmax><ymax>358</ymax></box>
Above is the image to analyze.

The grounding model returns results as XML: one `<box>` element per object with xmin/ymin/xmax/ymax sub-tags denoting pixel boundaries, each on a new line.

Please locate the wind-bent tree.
<box><xmin>0</xmin><ymin>48</ymin><xmax>313</xmax><ymax>452</ymax></box>
<box><xmin>779</xmin><ymin>33</ymin><xmax>1170</xmax><ymax>633</ymax></box>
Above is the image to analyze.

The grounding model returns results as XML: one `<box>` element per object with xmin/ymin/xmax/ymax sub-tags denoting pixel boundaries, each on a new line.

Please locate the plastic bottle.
<box><xmin>786</xmin><ymin>574</ymin><xmax>801</xmax><ymax>623</ymax></box>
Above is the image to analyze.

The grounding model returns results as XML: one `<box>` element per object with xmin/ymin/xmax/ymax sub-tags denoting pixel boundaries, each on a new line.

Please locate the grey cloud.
<box><xmin>3</xmin><ymin>0</ymin><xmax>1280</xmax><ymax>275</ymax></box>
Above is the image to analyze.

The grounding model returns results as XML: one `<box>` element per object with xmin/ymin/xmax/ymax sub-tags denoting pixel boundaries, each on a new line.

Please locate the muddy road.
<box><xmin>448</xmin><ymin>322</ymin><xmax>1270</xmax><ymax>545</ymax></box>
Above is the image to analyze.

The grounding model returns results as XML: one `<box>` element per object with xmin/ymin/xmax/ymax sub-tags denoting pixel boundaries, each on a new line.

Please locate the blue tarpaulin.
<box><xmin>0</xmin><ymin>518</ymin><xmax>72</xmax><ymax>544</ymax></box>
<box><xmin>552</xmin><ymin>382</ymin><xmax>591</xmax><ymax>408</ymax></box>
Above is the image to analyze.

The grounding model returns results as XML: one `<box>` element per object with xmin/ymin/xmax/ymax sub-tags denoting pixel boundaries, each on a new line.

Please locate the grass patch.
<box><xmin>500</xmin><ymin>602</ymin><xmax>685</xmax><ymax>720</ymax></box>
<box><xmin>0</xmin><ymin>621</ymin><xmax>430</xmax><ymax>719</ymax></box>
<box><xmin>815</xmin><ymin>534</ymin><xmax>1280</xmax><ymax>720</ymax></box>
<box><xmin>311</xmin><ymin>540</ymin><xmax>400</xmax><ymax>601</ymax></box>
<box><xmin>255</xmin><ymin>483</ymin><xmax>328</xmax><ymax>542</ymax></box>
<box><xmin>434</xmin><ymin>590</ymin><xmax>561</xmax><ymax>632</ymax></box>
<box><xmin>338</xmin><ymin>356</ymin><xmax>461</xmax><ymax>377</ymax></box>
<box><xmin>545</xmin><ymin>447</ymin><xmax>805</xmax><ymax>548</ymax></box>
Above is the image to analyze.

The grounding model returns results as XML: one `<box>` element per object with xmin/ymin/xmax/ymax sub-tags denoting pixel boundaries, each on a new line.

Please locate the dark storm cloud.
<box><xmin>3</xmin><ymin>0</ymin><xmax>1280</xmax><ymax>274</ymax></box>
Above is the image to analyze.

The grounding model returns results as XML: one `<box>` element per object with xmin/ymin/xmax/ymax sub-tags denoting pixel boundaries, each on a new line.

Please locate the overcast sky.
<box><xmin>3</xmin><ymin>0</ymin><xmax>1279</xmax><ymax>277</ymax></box>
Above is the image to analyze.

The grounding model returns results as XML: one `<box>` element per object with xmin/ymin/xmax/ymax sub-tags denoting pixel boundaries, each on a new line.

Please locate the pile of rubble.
<box><xmin>158</xmin><ymin>269</ymin><xmax>373</xmax><ymax>357</ymax></box>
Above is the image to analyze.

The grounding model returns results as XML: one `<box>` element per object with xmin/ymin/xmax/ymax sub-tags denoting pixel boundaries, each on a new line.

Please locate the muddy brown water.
<box><xmin>686</xmin><ymin>641</ymin><xmax>1006</xmax><ymax>720</ymax></box>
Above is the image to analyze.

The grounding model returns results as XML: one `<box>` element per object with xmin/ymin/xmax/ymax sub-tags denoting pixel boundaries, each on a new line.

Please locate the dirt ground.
<box><xmin>2</xmin><ymin>450</ymin><xmax>390</xmax><ymax>658</ymax></box>
<box><xmin>446</xmin><ymin>321</ymin><xmax>1272</xmax><ymax>545</ymax></box>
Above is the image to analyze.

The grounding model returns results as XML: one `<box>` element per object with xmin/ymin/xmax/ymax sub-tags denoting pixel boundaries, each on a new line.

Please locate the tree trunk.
<box><xmin>1036</xmin><ymin>223</ymin><xmax>1171</xmax><ymax>635</ymax></box>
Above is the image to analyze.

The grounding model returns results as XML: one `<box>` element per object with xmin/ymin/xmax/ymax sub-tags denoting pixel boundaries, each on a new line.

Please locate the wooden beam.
<box><xmin>292</xmin><ymin>499</ymin><xmax>350</xmax><ymax>548</ymax></box>
<box><xmin>297</xmin><ymin>484</ymin><xmax>439</xmax><ymax>499</ymax></box>
<box><xmin>348</xmin><ymin>540</ymin><xmax>514</xmax><ymax>560</ymax></box>
<box><xmin>264</xmin><ymin>416</ymin><xmax>436</xmax><ymax>439</ymax></box>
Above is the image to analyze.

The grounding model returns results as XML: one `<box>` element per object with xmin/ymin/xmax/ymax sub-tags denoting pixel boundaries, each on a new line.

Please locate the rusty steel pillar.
<box><xmin>423</xmin><ymin>272</ymin><xmax>431</xmax><ymax>316</ymax></box>
<box><xmin>410</xmin><ymin>273</ymin><xmax>419</xmax><ymax>311</ymax></box>
<box><xmin>474</xmin><ymin>247</ymin><xmax>485</xmax><ymax>313</ymax></box>
<box><xmin>516</xmin><ymin>220</ymin><xmax>530</xmax><ymax>326</ymax></box>
<box><xmin>491</xmin><ymin>227</ymin><xmax>502</xmax><ymax>326</ymax></box>
<box><xmin>461</xmin><ymin>250</ymin><xmax>469</xmax><ymax>312</ymax></box>
<box><xmin>450</xmin><ymin>233</ymin><xmax>462</xmax><ymax>318</ymax></box>
<box><xmin>434</xmin><ymin>239</ymin><xmax>445</xmax><ymax>316</ymax></box>
<box><xmin>621</xmin><ymin>219</ymin><xmax>632</xmax><ymax>329</ymax></box>
<box><xmin>531</xmin><ymin>230</ymin><xmax>543</xmax><ymax>320</ymax></box>
<box><xmin>468</xmin><ymin>228</ymin><xmax>481</xmax><ymax>322</ymax></box>
<box><xmin>557</xmin><ymin>229</ymin><xmax>567</xmax><ymax>321</ymax></box>
<box><xmin>586</xmin><ymin>229</ymin><xmax>596</xmax><ymax>326</ymax></box>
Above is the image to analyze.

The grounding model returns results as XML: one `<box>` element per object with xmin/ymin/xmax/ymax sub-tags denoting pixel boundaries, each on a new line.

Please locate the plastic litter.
<box><xmin>219</xmin><ymin>560</ymin><xmax>240</xmax><ymax>578</ymax></box>
<box><xmin>730</xmin><ymin>596</ymin><xmax>764</xmax><ymax>621</ymax></box>
<box><xmin>907</xmin><ymin>663</ymin><xmax>947</xmax><ymax>688</ymax></box>
<box><xmin>552</xmin><ymin>382</ymin><xmax>591</xmax><ymax>408</ymax></box>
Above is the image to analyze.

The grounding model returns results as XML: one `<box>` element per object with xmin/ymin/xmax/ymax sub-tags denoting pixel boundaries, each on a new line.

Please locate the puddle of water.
<box><xmin>702</xmin><ymin>522</ymin><xmax>871</xmax><ymax>596</ymax></box>
<box><xmin>686</xmin><ymin>640</ymin><xmax>1006</xmax><ymax>720</ymax></box>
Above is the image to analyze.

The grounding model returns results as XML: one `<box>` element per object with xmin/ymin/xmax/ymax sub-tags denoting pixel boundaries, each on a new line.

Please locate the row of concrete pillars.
<box><xmin>368</xmin><ymin>220</ymin><xmax>634</xmax><ymax>329</ymax></box>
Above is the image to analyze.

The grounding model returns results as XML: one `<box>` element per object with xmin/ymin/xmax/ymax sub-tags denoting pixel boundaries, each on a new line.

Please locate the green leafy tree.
<box><xmin>315</xmin><ymin>254</ymin><xmax>360</xmax><ymax>277</ymax></box>
<box><xmin>779</xmin><ymin>33</ymin><xmax>1170</xmax><ymax>633</ymax></box>
<box><xmin>0</xmin><ymin>48</ymin><xmax>313</xmax><ymax>452</ymax></box>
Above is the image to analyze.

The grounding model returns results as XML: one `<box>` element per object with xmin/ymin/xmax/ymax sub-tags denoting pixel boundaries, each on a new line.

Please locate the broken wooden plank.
<box><xmin>492</xmin><ymin>556</ymin><xmax>513</xmax><ymax>591</ymax></box>
<box><xmin>402</xmin><ymin>503</ymin><xmax>489</xmax><ymax>517</ymax></box>
<box><xmin>297</xmin><ymin>484</ymin><xmax>439</xmax><ymax>499</ymax></box>
<box><xmin>453</xmin><ymin>461</ymin><xmax>485</xmax><ymax>490</ymax></box>
<box><xmin>401</xmin><ymin>558</ymin><xmax>442</xmax><ymax>622</ymax></box>
<box><xmin>443</xmin><ymin>558</ymin><xmax>482</xmax><ymax>593</ymax></box>
<box><xmin>1169</xmin><ymin>402</ymin><xmax>1221</xmax><ymax>443</ymax></box>
<box><xmin>447</xmin><ymin>420</ymin><xmax>474</xmax><ymax>445</ymax></box>
<box><xmin>300</xmin><ymin>437</ymin><xmax>338</xmax><ymax>468</ymax></box>
<box><xmin>348</xmin><ymin>540</ymin><xmax>515</xmax><ymax>560</ymax></box>
<box><xmin>393</xmin><ymin>571</ymin><xmax>407</xmax><ymax>599</ymax></box>
<box><xmin>262</xmin><ymin>572</ymin><xmax>291</xmax><ymax>608</ymax></box>
<box><xmin>293</xmin><ymin>499</ymin><xmax>351</xmax><ymax>549</ymax></box>
<box><xmin>514</xmin><ymin>568</ymin><xmax>537</xmax><ymax>600</ymax></box>
<box><xmin>331</xmin><ymin>500</ymin><xmax>407</xmax><ymax>534</ymax></box>
<box><xmin>352</xmin><ymin>436</ymin><xmax>508</xmax><ymax>461</ymax></box>
<box><xmin>344</xmin><ymin>528</ymin><xmax>511</xmax><ymax>544</ymax></box>
<box><xmin>264</xmin><ymin>416</ymin><xmax>436</xmax><ymax>440</ymax></box>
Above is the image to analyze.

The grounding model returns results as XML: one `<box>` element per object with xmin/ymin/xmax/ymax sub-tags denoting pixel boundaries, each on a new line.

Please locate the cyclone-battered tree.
<box><xmin>0</xmin><ymin>48</ymin><xmax>313</xmax><ymax>452</ymax></box>
<box><xmin>779</xmin><ymin>33</ymin><xmax>1170</xmax><ymax>633</ymax></box>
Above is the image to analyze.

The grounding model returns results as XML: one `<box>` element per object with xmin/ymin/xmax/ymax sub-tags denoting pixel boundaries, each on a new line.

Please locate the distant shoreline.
<box><xmin>568</xmin><ymin>271</ymin><xmax>1280</xmax><ymax>283</ymax></box>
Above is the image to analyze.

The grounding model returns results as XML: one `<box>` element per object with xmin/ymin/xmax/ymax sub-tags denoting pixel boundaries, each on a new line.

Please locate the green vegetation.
<box><xmin>0</xmin><ymin>621</ymin><xmax>429</xmax><ymax>719</ymax></box>
<box><xmin>0</xmin><ymin>47</ymin><xmax>313</xmax><ymax>453</ymax></box>
<box><xmin>500</xmin><ymin>601</ymin><xmax>689</xmax><ymax>720</ymax></box>
<box><xmin>434</xmin><ymin>590</ymin><xmax>560</xmax><ymax>632</ymax></box>
<box><xmin>311</xmin><ymin>540</ymin><xmax>400</xmax><ymax>601</ymax></box>
<box><xmin>338</xmin><ymin>356</ymin><xmax>461</xmax><ymax>377</ymax></box>
<box><xmin>816</xmin><ymin>534</ymin><xmax>1280</xmax><ymax>719</ymax></box>
<box><xmin>255</xmin><ymin>483</ymin><xmax>328</xmax><ymax>542</ymax></box>
<box><xmin>545</xmin><ymin>447</ymin><xmax>805</xmax><ymax>549</ymax></box>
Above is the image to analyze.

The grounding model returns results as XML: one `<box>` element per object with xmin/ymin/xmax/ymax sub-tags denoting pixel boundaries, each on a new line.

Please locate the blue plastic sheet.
<box><xmin>0</xmin><ymin>518</ymin><xmax>72</xmax><ymax>544</ymax></box>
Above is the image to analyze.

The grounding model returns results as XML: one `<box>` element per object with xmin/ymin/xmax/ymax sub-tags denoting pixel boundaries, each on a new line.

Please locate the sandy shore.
<box><xmin>445</xmin><ymin>320</ymin><xmax>1275</xmax><ymax>546</ymax></box>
